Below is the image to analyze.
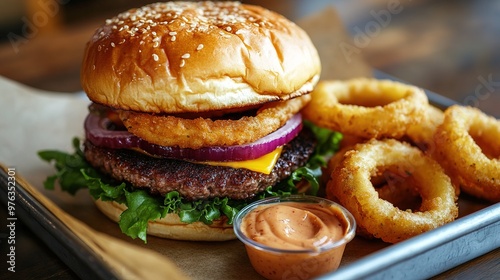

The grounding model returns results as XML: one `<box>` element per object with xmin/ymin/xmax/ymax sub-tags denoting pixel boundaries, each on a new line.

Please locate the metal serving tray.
<box><xmin>0</xmin><ymin>166</ymin><xmax>119</xmax><ymax>280</ymax></box>
<box><xmin>319</xmin><ymin>203</ymin><xmax>499</xmax><ymax>279</ymax></box>
<box><xmin>0</xmin><ymin>71</ymin><xmax>498</xmax><ymax>279</ymax></box>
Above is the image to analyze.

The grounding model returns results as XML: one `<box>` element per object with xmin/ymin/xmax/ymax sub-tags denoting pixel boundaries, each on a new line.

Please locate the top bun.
<box><xmin>81</xmin><ymin>1</ymin><xmax>321</xmax><ymax>113</ymax></box>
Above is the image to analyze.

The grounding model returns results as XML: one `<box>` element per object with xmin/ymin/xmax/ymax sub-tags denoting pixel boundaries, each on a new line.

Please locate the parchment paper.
<box><xmin>0</xmin><ymin>7</ymin><xmax>490</xmax><ymax>280</ymax></box>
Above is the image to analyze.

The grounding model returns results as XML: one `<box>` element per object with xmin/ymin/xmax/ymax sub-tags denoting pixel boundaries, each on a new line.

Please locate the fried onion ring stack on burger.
<box><xmin>79</xmin><ymin>1</ymin><xmax>321</xmax><ymax>241</ymax></box>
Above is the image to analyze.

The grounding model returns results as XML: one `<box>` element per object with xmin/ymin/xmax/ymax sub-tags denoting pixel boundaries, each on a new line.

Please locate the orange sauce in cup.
<box><xmin>240</xmin><ymin>202</ymin><xmax>350</xmax><ymax>280</ymax></box>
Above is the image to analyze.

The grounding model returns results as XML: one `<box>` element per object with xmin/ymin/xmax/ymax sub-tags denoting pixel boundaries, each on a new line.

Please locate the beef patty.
<box><xmin>84</xmin><ymin>129</ymin><xmax>316</xmax><ymax>200</ymax></box>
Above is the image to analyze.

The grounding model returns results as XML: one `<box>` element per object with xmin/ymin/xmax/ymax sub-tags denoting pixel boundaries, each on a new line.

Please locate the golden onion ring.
<box><xmin>406</xmin><ymin>104</ymin><xmax>444</xmax><ymax>153</ymax></box>
<box><xmin>302</xmin><ymin>78</ymin><xmax>428</xmax><ymax>139</ymax></box>
<box><xmin>326</xmin><ymin>144</ymin><xmax>422</xmax><ymax>238</ymax></box>
<box><xmin>434</xmin><ymin>105</ymin><xmax>500</xmax><ymax>202</ymax></box>
<box><xmin>338</xmin><ymin>133</ymin><xmax>366</xmax><ymax>150</ymax></box>
<box><xmin>119</xmin><ymin>95</ymin><xmax>310</xmax><ymax>149</ymax></box>
<box><xmin>327</xmin><ymin>139</ymin><xmax>458</xmax><ymax>243</ymax></box>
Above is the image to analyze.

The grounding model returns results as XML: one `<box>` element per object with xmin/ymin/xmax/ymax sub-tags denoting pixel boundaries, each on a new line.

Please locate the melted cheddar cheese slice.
<box><xmin>202</xmin><ymin>146</ymin><xmax>283</xmax><ymax>174</ymax></box>
<box><xmin>131</xmin><ymin>146</ymin><xmax>283</xmax><ymax>174</ymax></box>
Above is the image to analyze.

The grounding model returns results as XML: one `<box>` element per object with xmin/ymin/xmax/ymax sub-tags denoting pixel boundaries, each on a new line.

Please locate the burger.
<box><xmin>40</xmin><ymin>1</ymin><xmax>331</xmax><ymax>242</ymax></box>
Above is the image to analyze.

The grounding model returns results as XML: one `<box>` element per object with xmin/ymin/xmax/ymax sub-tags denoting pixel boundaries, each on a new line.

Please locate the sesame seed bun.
<box><xmin>94</xmin><ymin>199</ymin><xmax>236</xmax><ymax>241</ymax></box>
<box><xmin>80</xmin><ymin>1</ymin><xmax>321</xmax><ymax>113</ymax></box>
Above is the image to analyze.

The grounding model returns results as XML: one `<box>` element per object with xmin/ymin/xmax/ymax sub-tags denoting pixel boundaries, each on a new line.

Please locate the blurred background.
<box><xmin>0</xmin><ymin>0</ymin><xmax>498</xmax><ymax>117</ymax></box>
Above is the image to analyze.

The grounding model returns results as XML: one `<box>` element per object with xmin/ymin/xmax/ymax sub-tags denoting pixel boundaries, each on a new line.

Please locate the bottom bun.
<box><xmin>94</xmin><ymin>199</ymin><xmax>236</xmax><ymax>241</ymax></box>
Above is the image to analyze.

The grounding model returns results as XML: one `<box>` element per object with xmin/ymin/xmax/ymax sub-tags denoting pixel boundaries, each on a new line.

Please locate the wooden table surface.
<box><xmin>0</xmin><ymin>0</ymin><xmax>498</xmax><ymax>279</ymax></box>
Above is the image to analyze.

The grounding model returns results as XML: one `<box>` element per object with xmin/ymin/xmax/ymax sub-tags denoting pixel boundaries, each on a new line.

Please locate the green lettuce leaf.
<box><xmin>287</xmin><ymin>121</ymin><xmax>343</xmax><ymax>196</ymax></box>
<box><xmin>120</xmin><ymin>190</ymin><xmax>167</xmax><ymax>242</ymax></box>
<box><xmin>38</xmin><ymin>123</ymin><xmax>342</xmax><ymax>243</ymax></box>
<box><xmin>38</xmin><ymin>138</ymin><xmax>99</xmax><ymax>195</ymax></box>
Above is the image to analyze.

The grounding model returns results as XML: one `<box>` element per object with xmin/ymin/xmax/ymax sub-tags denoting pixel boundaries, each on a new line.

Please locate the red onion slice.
<box><xmin>85</xmin><ymin>112</ymin><xmax>303</xmax><ymax>162</ymax></box>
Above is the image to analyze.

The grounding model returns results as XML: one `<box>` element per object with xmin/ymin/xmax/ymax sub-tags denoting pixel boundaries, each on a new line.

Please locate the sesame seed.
<box><xmin>110</xmin><ymin>42</ymin><xmax>115</xmax><ymax>47</ymax></box>
<box><xmin>181</xmin><ymin>53</ymin><xmax>190</xmax><ymax>59</ymax></box>
<box><xmin>180</xmin><ymin>59</ymin><xmax>185</xmax><ymax>67</ymax></box>
<box><xmin>152</xmin><ymin>54</ymin><xmax>159</xmax><ymax>61</ymax></box>
<box><xmin>198</xmin><ymin>25</ymin><xmax>208</xmax><ymax>32</ymax></box>
<box><xmin>100</xmin><ymin>2</ymin><xmax>274</xmax><ymax>52</ymax></box>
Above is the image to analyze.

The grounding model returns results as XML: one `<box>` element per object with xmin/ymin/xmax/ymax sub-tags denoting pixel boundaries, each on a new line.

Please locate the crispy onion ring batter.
<box><xmin>302</xmin><ymin>78</ymin><xmax>428</xmax><ymax>139</ymax></box>
<box><xmin>327</xmin><ymin>139</ymin><xmax>458</xmax><ymax>243</ymax></box>
<box><xmin>119</xmin><ymin>95</ymin><xmax>310</xmax><ymax>149</ymax></box>
<box><xmin>406</xmin><ymin>104</ymin><xmax>444</xmax><ymax>152</ymax></box>
<box><xmin>434</xmin><ymin>105</ymin><xmax>500</xmax><ymax>202</ymax></box>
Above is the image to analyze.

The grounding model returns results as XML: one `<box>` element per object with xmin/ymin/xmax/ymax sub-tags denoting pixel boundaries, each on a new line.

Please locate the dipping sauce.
<box><xmin>234</xmin><ymin>196</ymin><xmax>356</xmax><ymax>280</ymax></box>
<box><xmin>242</xmin><ymin>202</ymin><xmax>346</xmax><ymax>250</ymax></box>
